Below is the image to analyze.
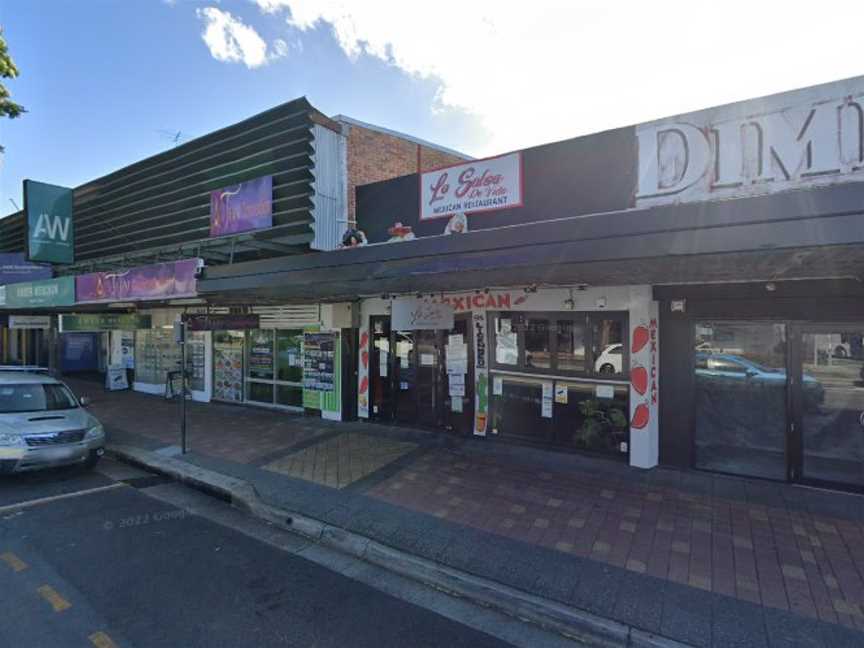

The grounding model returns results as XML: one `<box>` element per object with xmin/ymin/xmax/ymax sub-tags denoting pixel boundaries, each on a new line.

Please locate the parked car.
<box><xmin>0</xmin><ymin>371</ymin><xmax>105</xmax><ymax>474</ymax></box>
<box><xmin>595</xmin><ymin>343</ymin><xmax>623</xmax><ymax>375</ymax></box>
<box><xmin>695</xmin><ymin>353</ymin><xmax>824</xmax><ymax>407</ymax></box>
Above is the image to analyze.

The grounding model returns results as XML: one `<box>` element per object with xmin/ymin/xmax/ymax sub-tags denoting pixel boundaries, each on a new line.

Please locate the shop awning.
<box><xmin>198</xmin><ymin>182</ymin><xmax>864</xmax><ymax>303</ymax></box>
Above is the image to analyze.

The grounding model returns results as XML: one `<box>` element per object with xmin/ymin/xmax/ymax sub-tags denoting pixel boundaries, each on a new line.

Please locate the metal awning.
<box><xmin>198</xmin><ymin>182</ymin><xmax>864</xmax><ymax>303</ymax></box>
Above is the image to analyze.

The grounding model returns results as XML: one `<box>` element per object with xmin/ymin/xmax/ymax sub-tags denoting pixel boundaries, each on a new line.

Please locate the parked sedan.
<box><xmin>695</xmin><ymin>353</ymin><xmax>825</xmax><ymax>408</ymax></box>
<box><xmin>0</xmin><ymin>372</ymin><xmax>105</xmax><ymax>474</ymax></box>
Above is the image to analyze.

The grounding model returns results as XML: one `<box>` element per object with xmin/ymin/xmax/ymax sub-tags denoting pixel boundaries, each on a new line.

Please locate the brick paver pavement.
<box><xmin>66</xmin><ymin>375</ymin><xmax>864</xmax><ymax>639</ymax></box>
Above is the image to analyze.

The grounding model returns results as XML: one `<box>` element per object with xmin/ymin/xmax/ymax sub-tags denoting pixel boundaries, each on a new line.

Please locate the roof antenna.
<box><xmin>8</xmin><ymin>198</ymin><xmax>19</xmax><ymax>211</ymax></box>
<box><xmin>157</xmin><ymin>129</ymin><xmax>185</xmax><ymax>147</ymax></box>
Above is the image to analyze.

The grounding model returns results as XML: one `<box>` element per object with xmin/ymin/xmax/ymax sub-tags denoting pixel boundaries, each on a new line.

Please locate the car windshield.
<box><xmin>0</xmin><ymin>383</ymin><xmax>80</xmax><ymax>413</ymax></box>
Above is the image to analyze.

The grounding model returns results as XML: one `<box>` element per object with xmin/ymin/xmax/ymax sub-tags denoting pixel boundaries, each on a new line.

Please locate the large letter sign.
<box><xmin>24</xmin><ymin>180</ymin><xmax>74</xmax><ymax>264</ymax></box>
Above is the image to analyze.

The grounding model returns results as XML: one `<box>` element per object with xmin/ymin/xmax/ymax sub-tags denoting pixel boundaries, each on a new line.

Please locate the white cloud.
<box><xmin>197</xmin><ymin>7</ymin><xmax>269</xmax><ymax>69</ymax></box>
<box><xmin>253</xmin><ymin>1</ymin><xmax>864</xmax><ymax>156</ymax></box>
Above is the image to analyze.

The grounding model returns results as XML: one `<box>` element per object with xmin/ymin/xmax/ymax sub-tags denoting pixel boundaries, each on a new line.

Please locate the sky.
<box><xmin>1</xmin><ymin>1</ymin><xmax>864</xmax><ymax>218</ymax></box>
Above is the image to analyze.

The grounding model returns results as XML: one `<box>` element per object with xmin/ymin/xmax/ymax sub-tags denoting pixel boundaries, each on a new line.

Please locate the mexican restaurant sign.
<box><xmin>636</xmin><ymin>80</ymin><xmax>864</xmax><ymax>207</ymax></box>
<box><xmin>438</xmin><ymin>291</ymin><xmax>528</xmax><ymax>313</ymax></box>
<box><xmin>210</xmin><ymin>175</ymin><xmax>273</xmax><ymax>237</ymax></box>
<box><xmin>24</xmin><ymin>180</ymin><xmax>74</xmax><ymax>264</ymax></box>
<box><xmin>392</xmin><ymin>298</ymin><xmax>454</xmax><ymax>330</ymax></box>
<box><xmin>420</xmin><ymin>153</ymin><xmax>523</xmax><ymax>221</ymax></box>
<box><xmin>76</xmin><ymin>259</ymin><xmax>199</xmax><ymax>304</ymax></box>
<box><xmin>5</xmin><ymin>276</ymin><xmax>75</xmax><ymax>308</ymax></box>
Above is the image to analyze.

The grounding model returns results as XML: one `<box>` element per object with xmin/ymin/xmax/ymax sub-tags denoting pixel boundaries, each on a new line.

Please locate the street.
<box><xmin>0</xmin><ymin>460</ymin><xmax>569</xmax><ymax>648</ymax></box>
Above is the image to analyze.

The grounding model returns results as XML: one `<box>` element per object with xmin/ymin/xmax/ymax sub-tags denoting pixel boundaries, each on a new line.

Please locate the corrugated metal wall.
<box><xmin>310</xmin><ymin>124</ymin><xmax>348</xmax><ymax>251</ymax></box>
<box><xmin>252</xmin><ymin>304</ymin><xmax>320</xmax><ymax>328</ymax></box>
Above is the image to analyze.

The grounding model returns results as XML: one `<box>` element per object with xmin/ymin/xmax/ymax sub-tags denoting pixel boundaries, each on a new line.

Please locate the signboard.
<box><xmin>391</xmin><ymin>298</ymin><xmax>454</xmax><ymax>331</ymax></box>
<box><xmin>248</xmin><ymin>330</ymin><xmax>274</xmax><ymax>380</ymax></box>
<box><xmin>210</xmin><ymin>175</ymin><xmax>273</xmax><ymax>237</ymax></box>
<box><xmin>182</xmin><ymin>313</ymin><xmax>259</xmax><ymax>331</ymax></box>
<box><xmin>303</xmin><ymin>332</ymin><xmax>336</xmax><ymax>392</ymax></box>
<box><xmin>24</xmin><ymin>180</ymin><xmax>75</xmax><ymax>264</ymax></box>
<box><xmin>106</xmin><ymin>366</ymin><xmax>129</xmax><ymax>391</ymax></box>
<box><xmin>0</xmin><ymin>253</ymin><xmax>52</xmax><ymax>285</ymax></box>
<box><xmin>635</xmin><ymin>79</ymin><xmax>864</xmax><ymax>207</ymax></box>
<box><xmin>420</xmin><ymin>153</ymin><xmax>523</xmax><ymax>221</ymax></box>
<box><xmin>9</xmin><ymin>315</ymin><xmax>51</xmax><ymax>329</ymax></box>
<box><xmin>5</xmin><ymin>276</ymin><xmax>75</xmax><ymax>308</ymax></box>
<box><xmin>76</xmin><ymin>259</ymin><xmax>199</xmax><ymax>304</ymax></box>
<box><xmin>59</xmin><ymin>313</ymin><xmax>152</xmax><ymax>332</ymax></box>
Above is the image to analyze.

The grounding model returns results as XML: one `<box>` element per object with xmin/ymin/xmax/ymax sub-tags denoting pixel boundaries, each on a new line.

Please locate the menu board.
<box><xmin>303</xmin><ymin>332</ymin><xmax>336</xmax><ymax>392</ymax></box>
<box><xmin>248</xmin><ymin>331</ymin><xmax>274</xmax><ymax>380</ymax></box>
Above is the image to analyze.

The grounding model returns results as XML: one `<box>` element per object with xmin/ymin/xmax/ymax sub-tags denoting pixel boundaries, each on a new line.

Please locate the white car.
<box><xmin>595</xmin><ymin>343</ymin><xmax>623</xmax><ymax>375</ymax></box>
<box><xmin>0</xmin><ymin>372</ymin><xmax>105</xmax><ymax>474</ymax></box>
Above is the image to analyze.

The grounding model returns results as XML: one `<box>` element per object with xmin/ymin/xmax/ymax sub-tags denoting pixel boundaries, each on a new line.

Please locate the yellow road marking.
<box><xmin>37</xmin><ymin>585</ymin><xmax>71</xmax><ymax>612</ymax></box>
<box><xmin>89</xmin><ymin>631</ymin><xmax>119</xmax><ymax>648</ymax></box>
<box><xmin>0</xmin><ymin>552</ymin><xmax>28</xmax><ymax>572</ymax></box>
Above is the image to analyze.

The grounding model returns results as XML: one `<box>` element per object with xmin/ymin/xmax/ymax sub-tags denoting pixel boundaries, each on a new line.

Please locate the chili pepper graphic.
<box><xmin>631</xmin><ymin>403</ymin><xmax>650</xmax><ymax>429</ymax></box>
<box><xmin>631</xmin><ymin>365</ymin><xmax>648</xmax><ymax>395</ymax></box>
<box><xmin>632</xmin><ymin>326</ymin><xmax>649</xmax><ymax>354</ymax></box>
<box><xmin>361</xmin><ymin>350</ymin><xmax>369</xmax><ymax>369</ymax></box>
<box><xmin>359</xmin><ymin>376</ymin><xmax>368</xmax><ymax>395</ymax></box>
<box><xmin>360</xmin><ymin>331</ymin><xmax>369</xmax><ymax>348</ymax></box>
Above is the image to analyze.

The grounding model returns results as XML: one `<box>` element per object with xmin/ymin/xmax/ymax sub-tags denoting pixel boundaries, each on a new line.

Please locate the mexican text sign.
<box><xmin>25</xmin><ymin>180</ymin><xmax>74</xmax><ymax>264</ymax></box>
<box><xmin>420</xmin><ymin>153</ymin><xmax>523</xmax><ymax>221</ymax></box>
<box><xmin>391</xmin><ymin>298</ymin><xmax>454</xmax><ymax>330</ymax></box>
<box><xmin>76</xmin><ymin>259</ymin><xmax>199</xmax><ymax>304</ymax></box>
<box><xmin>210</xmin><ymin>175</ymin><xmax>273</xmax><ymax>237</ymax></box>
<box><xmin>5</xmin><ymin>276</ymin><xmax>75</xmax><ymax>308</ymax></box>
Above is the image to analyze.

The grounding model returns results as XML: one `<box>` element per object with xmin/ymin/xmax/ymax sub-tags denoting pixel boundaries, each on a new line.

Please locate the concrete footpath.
<box><xmin>67</xmin><ymin>376</ymin><xmax>864</xmax><ymax>648</ymax></box>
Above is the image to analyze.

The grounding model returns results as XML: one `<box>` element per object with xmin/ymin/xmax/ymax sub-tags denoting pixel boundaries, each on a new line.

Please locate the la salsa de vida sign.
<box><xmin>636</xmin><ymin>92</ymin><xmax>864</xmax><ymax>207</ymax></box>
<box><xmin>420</xmin><ymin>153</ymin><xmax>523</xmax><ymax>221</ymax></box>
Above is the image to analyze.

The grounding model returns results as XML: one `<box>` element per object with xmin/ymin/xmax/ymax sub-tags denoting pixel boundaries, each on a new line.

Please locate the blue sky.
<box><xmin>2</xmin><ymin>1</ymin><xmax>862</xmax><ymax>219</ymax></box>
<box><xmin>0</xmin><ymin>1</ymin><xmax>485</xmax><ymax>217</ymax></box>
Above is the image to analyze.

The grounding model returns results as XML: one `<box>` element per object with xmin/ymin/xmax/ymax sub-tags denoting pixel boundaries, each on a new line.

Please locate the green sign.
<box><xmin>60</xmin><ymin>313</ymin><xmax>152</xmax><ymax>332</ymax></box>
<box><xmin>5</xmin><ymin>276</ymin><xmax>76</xmax><ymax>308</ymax></box>
<box><xmin>24</xmin><ymin>180</ymin><xmax>75</xmax><ymax>264</ymax></box>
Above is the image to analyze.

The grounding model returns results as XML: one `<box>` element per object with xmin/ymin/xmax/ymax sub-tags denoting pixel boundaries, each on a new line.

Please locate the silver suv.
<box><xmin>0</xmin><ymin>371</ymin><xmax>105</xmax><ymax>474</ymax></box>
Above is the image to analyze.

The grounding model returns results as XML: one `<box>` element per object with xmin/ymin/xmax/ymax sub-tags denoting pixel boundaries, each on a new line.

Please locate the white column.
<box><xmin>628</xmin><ymin>288</ymin><xmax>659</xmax><ymax>469</ymax></box>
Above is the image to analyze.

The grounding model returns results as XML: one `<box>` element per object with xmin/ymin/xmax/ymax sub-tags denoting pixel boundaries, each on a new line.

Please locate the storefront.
<box><xmin>357</xmin><ymin>286</ymin><xmax>657</xmax><ymax>464</ymax></box>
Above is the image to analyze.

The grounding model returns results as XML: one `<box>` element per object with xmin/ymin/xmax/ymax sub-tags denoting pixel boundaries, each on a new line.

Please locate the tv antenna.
<box><xmin>157</xmin><ymin>129</ymin><xmax>186</xmax><ymax>147</ymax></box>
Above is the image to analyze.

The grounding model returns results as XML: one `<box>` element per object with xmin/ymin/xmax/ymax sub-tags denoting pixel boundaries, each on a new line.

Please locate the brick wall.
<box><xmin>345</xmin><ymin>123</ymin><xmax>467</xmax><ymax>224</ymax></box>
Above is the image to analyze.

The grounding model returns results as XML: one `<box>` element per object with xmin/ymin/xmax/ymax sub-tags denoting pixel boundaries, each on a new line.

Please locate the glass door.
<box><xmin>692</xmin><ymin>322</ymin><xmax>789</xmax><ymax>480</ymax></box>
<box><xmin>794</xmin><ymin>326</ymin><xmax>864</xmax><ymax>488</ymax></box>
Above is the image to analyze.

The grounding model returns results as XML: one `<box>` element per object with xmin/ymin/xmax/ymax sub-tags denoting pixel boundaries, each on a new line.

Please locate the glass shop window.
<box><xmin>525</xmin><ymin>319</ymin><xmax>551</xmax><ymax>369</ymax></box>
<box><xmin>495</xmin><ymin>316</ymin><xmax>518</xmax><ymax>365</ymax></box>
<box><xmin>592</xmin><ymin>318</ymin><xmax>625</xmax><ymax>377</ymax></box>
<box><xmin>556</xmin><ymin>320</ymin><xmax>586</xmax><ymax>372</ymax></box>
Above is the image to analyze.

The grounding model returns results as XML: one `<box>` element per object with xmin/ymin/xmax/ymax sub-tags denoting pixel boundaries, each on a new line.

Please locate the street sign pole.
<box><xmin>175</xmin><ymin>319</ymin><xmax>187</xmax><ymax>454</ymax></box>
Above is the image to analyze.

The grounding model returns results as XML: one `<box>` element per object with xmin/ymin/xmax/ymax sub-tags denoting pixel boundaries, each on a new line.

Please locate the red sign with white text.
<box><xmin>420</xmin><ymin>153</ymin><xmax>523</xmax><ymax>221</ymax></box>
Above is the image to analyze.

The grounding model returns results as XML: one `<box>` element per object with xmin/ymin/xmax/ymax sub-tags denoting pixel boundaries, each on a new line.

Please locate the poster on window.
<box><xmin>303</xmin><ymin>333</ymin><xmax>336</xmax><ymax>392</ymax></box>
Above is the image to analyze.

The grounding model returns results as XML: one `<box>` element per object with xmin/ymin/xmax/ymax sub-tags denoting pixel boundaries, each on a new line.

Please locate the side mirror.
<box><xmin>79</xmin><ymin>396</ymin><xmax>92</xmax><ymax>407</ymax></box>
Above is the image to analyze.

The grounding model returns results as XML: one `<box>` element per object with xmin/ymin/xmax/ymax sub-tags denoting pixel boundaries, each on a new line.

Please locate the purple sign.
<box><xmin>210</xmin><ymin>175</ymin><xmax>273</xmax><ymax>237</ymax></box>
<box><xmin>76</xmin><ymin>258</ymin><xmax>199</xmax><ymax>303</ymax></box>
<box><xmin>0</xmin><ymin>253</ymin><xmax>52</xmax><ymax>285</ymax></box>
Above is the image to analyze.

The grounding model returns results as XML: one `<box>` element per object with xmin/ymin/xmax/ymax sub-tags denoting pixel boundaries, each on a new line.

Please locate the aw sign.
<box><xmin>24</xmin><ymin>180</ymin><xmax>74</xmax><ymax>264</ymax></box>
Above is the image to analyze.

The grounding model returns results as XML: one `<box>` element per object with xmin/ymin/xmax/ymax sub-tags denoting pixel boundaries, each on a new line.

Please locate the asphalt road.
<box><xmin>0</xmin><ymin>460</ymin><xmax>553</xmax><ymax>648</ymax></box>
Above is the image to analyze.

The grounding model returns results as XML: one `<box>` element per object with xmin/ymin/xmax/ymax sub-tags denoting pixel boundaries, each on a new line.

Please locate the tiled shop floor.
<box><xmin>68</xmin><ymin>376</ymin><xmax>864</xmax><ymax>637</ymax></box>
<box><xmin>368</xmin><ymin>450</ymin><xmax>864</xmax><ymax>630</ymax></box>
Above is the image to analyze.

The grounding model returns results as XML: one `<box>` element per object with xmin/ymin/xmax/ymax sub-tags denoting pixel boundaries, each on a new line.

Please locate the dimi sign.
<box><xmin>636</xmin><ymin>80</ymin><xmax>864</xmax><ymax>206</ymax></box>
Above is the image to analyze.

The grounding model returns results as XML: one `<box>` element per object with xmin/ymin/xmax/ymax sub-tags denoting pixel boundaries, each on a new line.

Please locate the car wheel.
<box><xmin>82</xmin><ymin>450</ymin><xmax>101</xmax><ymax>471</ymax></box>
<box><xmin>835</xmin><ymin>346</ymin><xmax>848</xmax><ymax>358</ymax></box>
<box><xmin>599</xmin><ymin>364</ymin><xmax>616</xmax><ymax>375</ymax></box>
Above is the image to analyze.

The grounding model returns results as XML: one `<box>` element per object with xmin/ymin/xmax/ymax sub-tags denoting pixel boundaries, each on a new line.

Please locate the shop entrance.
<box><xmin>691</xmin><ymin>321</ymin><xmax>864</xmax><ymax>490</ymax></box>
<box><xmin>368</xmin><ymin>314</ymin><xmax>474</xmax><ymax>434</ymax></box>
